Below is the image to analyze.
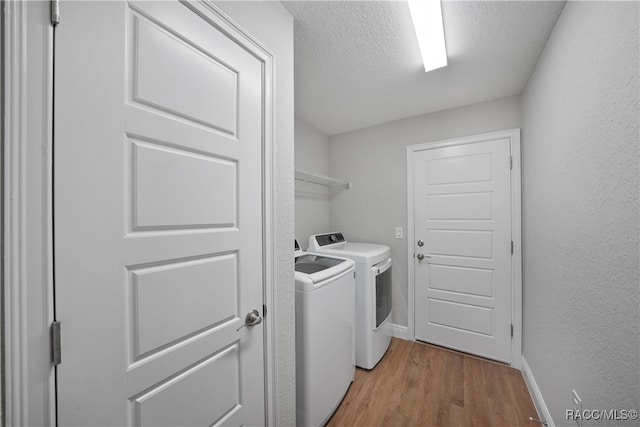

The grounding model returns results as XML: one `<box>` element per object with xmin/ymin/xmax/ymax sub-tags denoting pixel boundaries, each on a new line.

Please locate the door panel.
<box><xmin>427</xmin><ymin>152</ymin><xmax>492</xmax><ymax>184</ymax></box>
<box><xmin>129</xmin><ymin>254</ymin><xmax>237</xmax><ymax>359</ymax></box>
<box><xmin>131</xmin><ymin>140</ymin><xmax>237</xmax><ymax>229</ymax></box>
<box><xmin>413</xmin><ymin>139</ymin><xmax>512</xmax><ymax>363</ymax></box>
<box><xmin>428</xmin><ymin>229</ymin><xmax>494</xmax><ymax>258</ymax></box>
<box><xmin>129</xmin><ymin>140</ymin><xmax>238</xmax><ymax>231</ymax></box>
<box><xmin>427</xmin><ymin>192</ymin><xmax>493</xmax><ymax>220</ymax></box>
<box><xmin>131</xmin><ymin>14</ymin><xmax>238</xmax><ymax>133</ymax></box>
<box><xmin>55</xmin><ymin>2</ymin><xmax>265</xmax><ymax>425</ymax></box>
<box><xmin>428</xmin><ymin>264</ymin><xmax>493</xmax><ymax>297</ymax></box>
<box><xmin>131</xmin><ymin>345</ymin><xmax>240</xmax><ymax>426</ymax></box>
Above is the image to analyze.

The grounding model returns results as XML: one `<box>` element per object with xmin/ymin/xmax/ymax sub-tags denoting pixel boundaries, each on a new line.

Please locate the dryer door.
<box><xmin>373</xmin><ymin>258</ymin><xmax>392</xmax><ymax>329</ymax></box>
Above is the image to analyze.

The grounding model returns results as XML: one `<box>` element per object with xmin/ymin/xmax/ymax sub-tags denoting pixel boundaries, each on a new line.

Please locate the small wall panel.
<box><xmin>131</xmin><ymin>141</ymin><xmax>237</xmax><ymax>231</ymax></box>
<box><xmin>428</xmin><ymin>153</ymin><xmax>492</xmax><ymax>185</ymax></box>
<box><xmin>428</xmin><ymin>230</ymin><xmax>493</xmax><ymax>258</ymax></box>
<box><xmin>131</xmin><ymin>345</ymin><xmax>240</xmax><ymax>426</ymax></box>
<box><xmin>429</xmin><ymin>299</ymin><xmax>492</xmax><ymax>336</ymax></box>
<box><xmin>429</xmin><ymin>264</ymin><xmax>493</xmax><ymax>297</ymax></box>
<box><xmin>131</xmin><ymin>15</ymin><xmax>238</xmax><ymax>134</ymax></box>
<box><xmin>130</xmin><ymin>254</ymin><xmax>237</xmax><ymax>359</ymax></box>
<box><xmin>428</xmin><ymin>193</ymin><xmax>492</xmax><ymax>220</ymax></box>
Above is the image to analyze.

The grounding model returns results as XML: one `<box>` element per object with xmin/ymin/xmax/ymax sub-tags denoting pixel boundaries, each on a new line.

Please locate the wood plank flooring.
<box><xmin>326</xmin><ymin>338</ymin><xmax>538</xmax><ymax>427</ymax></box>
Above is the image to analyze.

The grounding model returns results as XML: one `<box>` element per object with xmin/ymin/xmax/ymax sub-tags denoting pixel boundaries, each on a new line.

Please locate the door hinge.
<box><xmin>51</xmin><ymin>0</ymin><xmax>60</xmax><ymax>27</ymax></box>
<box><xmin>511</xmin><ymin>241</ymin><xmax>514</xmax><ymax>254</ymax></box>
<box><xmin>51</xmin><ymin>321</ymin><xmax>62</xmax><ymax>366</ymax></box>
<box><xmin>510</xmin><ymin>156</ymin><xmax>513</xmax><ymax>170</ymax></box>
<box><xmin>263</xmin><ymin>304</ymin><xmax>267</xmax><ymax>317</ymax></box>
<box><xmin>511</xmin><ymin>324</ymin><xmax>514</xmax><ymax>338</ymax></box>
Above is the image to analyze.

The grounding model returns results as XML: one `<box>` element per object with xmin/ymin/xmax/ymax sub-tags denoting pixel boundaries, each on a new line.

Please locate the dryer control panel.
<box><xmin>314</xmin><ymin>232</ymin><xmax>345</xmax><ymax>247</ymax></box>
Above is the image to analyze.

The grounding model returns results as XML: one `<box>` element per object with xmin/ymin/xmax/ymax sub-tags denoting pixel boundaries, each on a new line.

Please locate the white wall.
<box><xmin>521</xmin><ymin>2</ymin><xmax>639</xmax><ymax>425</ymax></box>
<box><xmin>294</xmin><ymin>117</ymin><xmax>331</xmax><ymax>249</ymax></box>
<box><xmin>204</xmin><ymin>2</ymin><xmax>297</xmax><ymax>425</ymax></box>
<box><xmin>329</xmin><ymin>95</ymin><xmax>521</xmax><ymax>328</ymax></box>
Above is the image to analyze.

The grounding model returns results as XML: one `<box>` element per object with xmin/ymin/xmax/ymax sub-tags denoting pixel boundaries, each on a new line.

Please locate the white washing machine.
<box><xmin>294</xmin><ymin>239</ymin><xmax>356</xmax><ymax>427</ymax></box>
<box><xmin>309</xmin><ymin>232</ymin><xmax>392</xmax><ymax>370</ymax></box>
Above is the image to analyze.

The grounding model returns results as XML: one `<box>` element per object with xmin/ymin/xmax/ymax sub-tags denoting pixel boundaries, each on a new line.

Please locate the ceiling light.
<box><xmin>407</xmin><ymin>0</ymin><xmax>448</xmax><ymax>72</ymax></box>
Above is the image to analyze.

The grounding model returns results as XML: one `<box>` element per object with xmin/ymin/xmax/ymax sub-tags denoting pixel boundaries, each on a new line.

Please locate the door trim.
<box><xmin>3</xmin><ymin>1</ymin><xmax>56</xmax><ymax>425</ymax></box>
<box><xmin>3</xmin><ymin>1</ymin><xmax>278</xmax><ymax>424</ymax></box>
<box><xmin>406</xmin><ymin>128</ymin><xmax>522</xmax><ymax>369</ymax></box>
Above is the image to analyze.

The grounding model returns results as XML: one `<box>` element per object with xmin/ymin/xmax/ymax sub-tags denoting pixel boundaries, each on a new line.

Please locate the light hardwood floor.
<box><xmin>326</xmin><ymin>338</ymin><xmax>538</xmax><ymax>427</ymax></box>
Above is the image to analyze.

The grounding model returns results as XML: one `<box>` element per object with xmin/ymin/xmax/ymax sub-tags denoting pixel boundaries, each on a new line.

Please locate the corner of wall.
<box><xmin>294</xmin><ymin>117</ymin><xmax>332</xmax><ymax>248</ymax></box>
<box><xmin>521</xmin><ymin>357</ymin><xmax>555</xmax><ymax>427</ymax></box>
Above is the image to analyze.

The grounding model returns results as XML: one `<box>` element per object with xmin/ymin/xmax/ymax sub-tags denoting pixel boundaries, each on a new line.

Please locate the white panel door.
<box><xmin>54</xmin><ymin>1</ymin><xmax>267</xmax><ymax>425</ymax></box>
<box><xmin>413</xmin><ymin>139</ymin><xmax>512</xmax><ymax>363</ymax></box>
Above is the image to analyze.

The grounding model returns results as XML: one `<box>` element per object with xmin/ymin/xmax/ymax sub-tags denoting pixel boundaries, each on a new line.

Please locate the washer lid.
<box><xmin>294</xmin><ymin>253</ymin><xmax>354</xmax><ymax>288</ymax></box>
<box><xmin>295</xmin><ymin>254</ymin><xmax>345</xmax><ymax>274</ymax></box>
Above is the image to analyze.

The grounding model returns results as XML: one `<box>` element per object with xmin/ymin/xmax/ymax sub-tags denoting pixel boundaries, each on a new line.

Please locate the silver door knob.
<box><xmin>416</xmin><ymin>253</ymin><xmax>430</xmax><ymax>261</ymax></box>
<box><xmin>236</xmin><ymin>309</ymin><xmax>262</xmax><ymax>331</ymax></box>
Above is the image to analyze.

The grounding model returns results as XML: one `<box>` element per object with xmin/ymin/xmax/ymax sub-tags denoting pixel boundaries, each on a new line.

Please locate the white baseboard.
<box><xmin>521</xmin><ymin>356</ymin><xmax>555</xmax><ymax>427</ymax></box>
<box><xmin>385</xmin><ymin>323</ymin><xmax>412</xmax><ymax>341</ymax></box>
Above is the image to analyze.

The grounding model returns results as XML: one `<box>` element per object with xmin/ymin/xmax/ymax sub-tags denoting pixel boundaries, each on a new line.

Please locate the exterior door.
<box><xmin>413</xmin><ymin>138</ymin><xmax>513</xmax><ymax>363</ymax></box>
<box><xmin>54</xmin><ymin>1</ymin><xmax>267</xmax><ymax>425</ymax></box>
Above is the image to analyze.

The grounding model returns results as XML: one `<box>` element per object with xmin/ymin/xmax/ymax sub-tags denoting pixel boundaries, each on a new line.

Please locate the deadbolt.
<box><xmin>417</xmin><ymin>240</ymin><xmax>424</xmax><ymax>247</ymax></box>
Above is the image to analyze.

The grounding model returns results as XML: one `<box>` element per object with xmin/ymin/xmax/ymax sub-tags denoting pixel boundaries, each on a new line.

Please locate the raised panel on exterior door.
<box><xmin>413</xmin><ymin>139</ymin><xmax>512</xmax><ymax>363</ymax></box>
<box><xmin>54</xmin><ymin>2</ymin><xmax>267</xmax><ymax>425</ymax></box>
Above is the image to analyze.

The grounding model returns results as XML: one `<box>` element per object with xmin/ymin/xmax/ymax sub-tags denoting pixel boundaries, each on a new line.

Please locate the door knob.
<box><xmin>236</xmin><ymin>309</ymin><xmax>262</xmax><ymax>331</ymax></box>
<box><xmin>416</xmin><ymin>253</ymin><xmax>430</xmax><ymax>261</ymax></box>
<box><xmin>417</xmin><ymin>240</ymin><xmax>424</xmax><ymax>247</ymax></box>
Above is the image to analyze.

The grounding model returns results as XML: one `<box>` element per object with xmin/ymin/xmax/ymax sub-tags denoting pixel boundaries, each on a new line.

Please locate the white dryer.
<box><xmin>309</xmin><ymin>232</ymin><xmax>392</xmax><ymax>370</ymax></box>
<box><xmin>294</xmin><ymin>240</ymin><xmax>355</xmax><ymax>427</ymax></box>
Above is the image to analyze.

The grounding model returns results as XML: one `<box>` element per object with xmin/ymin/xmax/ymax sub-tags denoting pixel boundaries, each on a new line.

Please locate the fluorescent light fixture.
<box><xmin>408</xmin><ymin>0</ymin><xmax>448</xmax><ymax>72</ymax></box>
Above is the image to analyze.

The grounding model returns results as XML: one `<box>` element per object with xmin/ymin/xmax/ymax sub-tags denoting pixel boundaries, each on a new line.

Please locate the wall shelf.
<box><xmin>294</xmin><ymin>169</ymin><xmax>351</xmax><ymax>197</ymax></box>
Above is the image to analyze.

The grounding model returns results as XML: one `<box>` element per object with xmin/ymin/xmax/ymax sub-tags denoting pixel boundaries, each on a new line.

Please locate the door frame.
<box><xmin>3</xmin><ymin>1</ymin><xmax>56</xmax><ymax>425</ymax></box>
<box><xmin>2</xmin><ymin>1</ymin><xmax>278</xmax><ymax>424</ymax></box>
<box><xmin>406</xmin><ymin>129</ymin><xmax>522</xmax><ymax>369</ymax></box>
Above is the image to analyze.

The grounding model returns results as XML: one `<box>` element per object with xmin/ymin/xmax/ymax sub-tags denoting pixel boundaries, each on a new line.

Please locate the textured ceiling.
<box><xmin>282</xmin><ymin>0</ymin><xmax>566</xmax><ymax>136</ymax></box>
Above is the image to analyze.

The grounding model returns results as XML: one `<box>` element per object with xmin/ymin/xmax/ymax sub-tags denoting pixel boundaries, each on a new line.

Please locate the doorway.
<box><xmin>407</xmin><ymin>129</ymin><xmax>522</xmax><ymax>367</ymax></box>
<box><xmin>53</xmin><ymin>2</ymin><xmax>274</xmax><ymax>424</ymax></box>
